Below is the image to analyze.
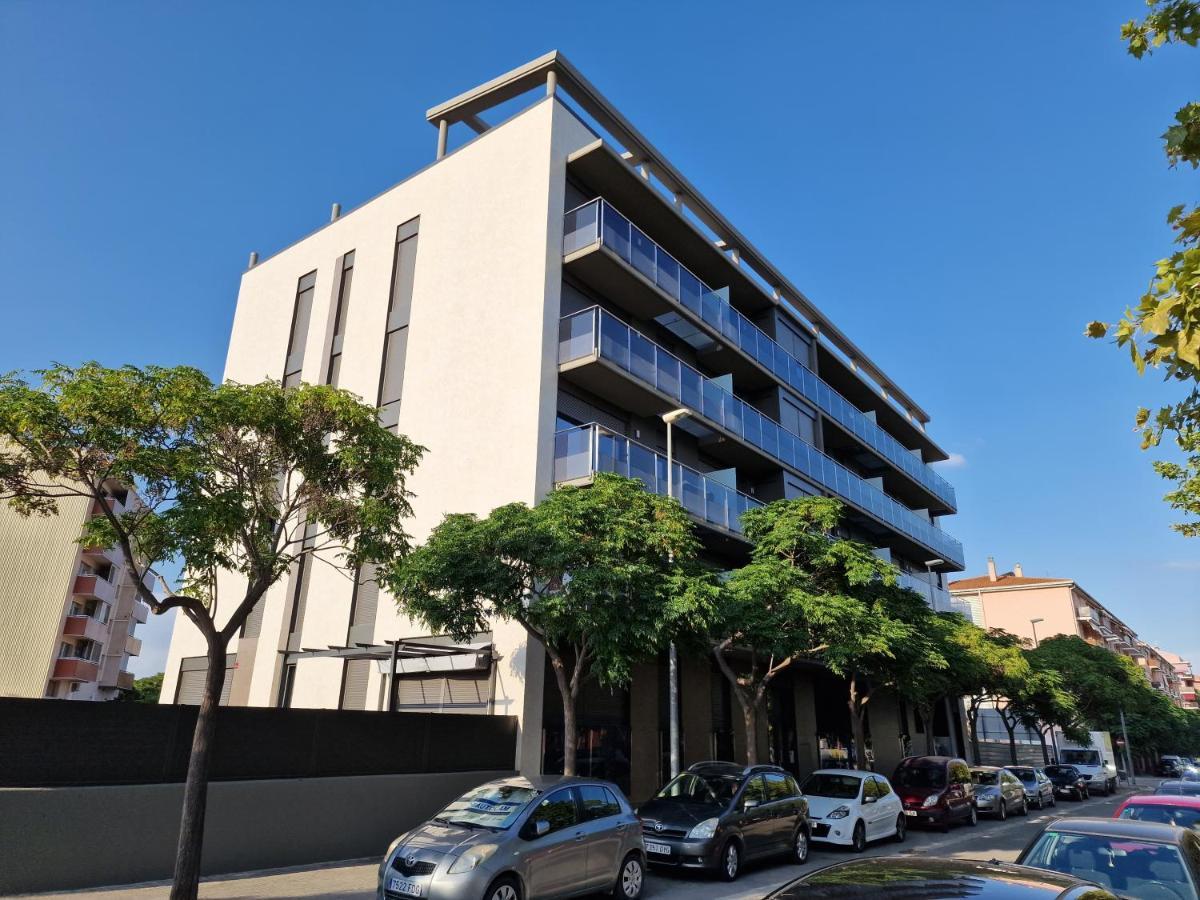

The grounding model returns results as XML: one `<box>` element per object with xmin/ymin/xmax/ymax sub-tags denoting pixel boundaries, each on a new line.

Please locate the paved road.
<box><xmin>24</xmin><ymin>781</ymin><xmax>1153</xmax><ymax>900</ymax></box>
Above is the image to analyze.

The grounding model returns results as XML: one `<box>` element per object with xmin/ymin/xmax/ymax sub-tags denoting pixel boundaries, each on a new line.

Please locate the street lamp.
<box><xmin>662</xmin><ymin>407</ymin><xmax>693</xmax><ymax>780</ymax></box>
<box><xmin>1030</xmin><ymin>618</ymin><xmax>1044</xmax><ymax>648</ymax></box>
<box><xmin>923</xmin><ymin>559</ymin><xmax>944</xmax><ymax>609</ymax></box>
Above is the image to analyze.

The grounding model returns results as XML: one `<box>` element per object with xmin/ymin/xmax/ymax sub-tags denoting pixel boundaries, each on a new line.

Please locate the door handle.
<box><xmin>616</xmin><ymin>824</ymin><xmax>626</xmax><ymax>832</ymax></box>
<box><xmin>575</xmin><ymin>833</ymin><xmax>585</xmax><ymax>842</ymax></box>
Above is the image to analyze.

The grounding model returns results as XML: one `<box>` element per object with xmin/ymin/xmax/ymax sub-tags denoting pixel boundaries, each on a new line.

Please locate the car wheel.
<box><xmin>718</xmin><ymin>840</ymin><xmax>740</xmax><ymax>883</ymax></box>
<box><xmin>1019</xmin><ymin>796</ymin><xmax>1028</xmax><ymax>816</ymax></box>
<box><xmin>1048</xmin><ymin>793</ymin><xmax>1056</xmax><ymax>807</ymax></box>
<box><xmin>791</xmin><ymin>826</ymin><xmax>810</xmax><ymax>865</ymax></box>
<box><xmin>967</xmin><ymin>804</ymin><xmax>978</xmax><ymax>827</ymax></box>
<box><xmin>484</xmin><ymin>876</ymin><xmax>520</xmax><ymax>900</ymax></box>
<box><xmin>613</xmin><ymin>853</ymin><xmax>643</xmax><ymax>899</ymax></box>
<box><xmin>893</xmin><ymin>813</ymin><xmax>907</xmax><ymax>843</ymax></box>
<box><xmin>997</xmin><ymin>799</ymin><xmax>1008</xmax><ymax>821</ymax></box>
<box><xmin>851</xmin><ymin>820</ymin><xmax>866</xmax><ymax>853</ymax></box>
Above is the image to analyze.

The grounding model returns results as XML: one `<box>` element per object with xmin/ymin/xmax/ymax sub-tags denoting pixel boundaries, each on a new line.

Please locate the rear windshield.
<box><xmin>1045</xmin><ymin>766</ymin><xmax>1078</xmax><ymax>778</ymax></box>
<box><xmin>893</xmin><ymin>765</ymin><xmax>946</xmax><ymax>789</ymax></box>
<box><xmin>656</xmin><ymin>771</ymin><xmax>741</xmax><ymax>805</ymax></box>
<box><xmin>1119</xmin><ymin>803</ymin><xmax>1200</xmax><ymax>830</ymax></box>
<box><xmin>1010</xmin><ymin>768</ymin><xmax>1036</xmax><ymax>780</ymax></box>
<box><xmin>436</xmin><ymin>782</ymin><xmax>539</xmax><ymax>830</ymax></box>
<box><xmin>971</xmin><ymin>771</ymin><xmax>999</xmax><ymax>786</ymax></box>
<box><xmin>801</xmin><ymin>773</ymin><xmax>862</xmax><ymax>799</ymax></box>
<box><xmin>1022</xmin><ymin>831</ymin><xmax>1194</xmax><ymax>897</ymax></box>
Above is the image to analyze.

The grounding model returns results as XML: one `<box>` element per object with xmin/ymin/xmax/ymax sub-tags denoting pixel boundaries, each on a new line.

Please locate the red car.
<box><xmin>892</xmin><ymin>756</ymin><xmax>978</xmax><ymax>832</ymax></box>
<box><xmin>1113</xmin><ymin>793</ymin><xmax>1200</xmax><ymax>830</ymax></box>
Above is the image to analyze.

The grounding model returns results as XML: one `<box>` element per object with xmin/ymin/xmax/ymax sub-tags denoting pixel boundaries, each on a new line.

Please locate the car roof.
<box><xmin>686</xmin><ymin>760</ymin><xmax>784</xmax><ymax>777</ymax></box>
<box><xmin>768</xmin><ymin>857</ymin><xmax>1108</xmax><ymax>899</ymax></box>
<box><xmin>486</xmin><ymin>774</ymin><xmax>614</xmax><ymax>792</ymax></box>
<box><xmin>1044</xmin><ymin>816</ymin><xmax>1189</xmax><ymax>844</ymax></box>
<box><xmin>897</xmin><ymin>755</ymin><xmax>959</xmax><ymax>766</ymax></box>
<box><xmin>972</xmin><ymin>765</ymin><xmax>1004</xmax><ymax>772</ymax></box>
<box><xmin>809</xmin><ymin>768</ymin><xmax>869</xmax><ymax>778</ymax></box>
<box><xmin>1121</xmin><ymin>794</ymin><xmax>1200</xmax><ymax>808</ymax></box>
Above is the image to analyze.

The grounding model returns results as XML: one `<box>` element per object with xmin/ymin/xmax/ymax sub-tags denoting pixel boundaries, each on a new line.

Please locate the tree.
<box><xmin>1087</xmin><ymin>1</ymin><xmax>1200</xmax><ymax>534</ymax></box>
<box><xmin>953</xmin><ymin>628</ymin><xmax>1029</xmax><ymax>765</ymax></box>
<box><xmin>386</xmin><ymin>473</ymin><xmax>700</xmax><ymax>777</ymax></box>
<box><xmin>0</xmin><ymin>364</ymin><xmax>422</xmax><ymax>900</ymax></box>
<box><xmin>124</xmin><ymin>672</ymin><xmax>164</xmax><ymax>704</ymax></box>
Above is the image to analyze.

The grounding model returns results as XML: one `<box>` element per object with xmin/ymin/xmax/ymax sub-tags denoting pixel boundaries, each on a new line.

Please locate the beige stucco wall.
<box><xmin>160</xmin><ymin>98</ymin><xmax>599</xmax><ymax>775</ymax></box>
<box><xmin>0</xmin><ymin>494</ymin><xmax>87</xmax><ymax>698</ymax></box>
<box><xmin>967</xmin><ymin>583</ymin><xmax>1079</xmax><ymax>644</ymax></box>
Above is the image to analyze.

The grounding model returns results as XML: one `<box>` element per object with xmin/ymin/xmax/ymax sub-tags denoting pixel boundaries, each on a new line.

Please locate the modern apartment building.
<box><xmin>0</xmin><ymin>483</ymin><xmax>149</xmax><ymax>701</ymax></box>
<box><xmin>949</xmin><ymin>559</ymin><xmax>1188</xmax><ymax>707</ymax></box>
<box><xmin>160</xmin><ymin>52</ymin><xmax>965</xmax><ymax>798</ymax></box>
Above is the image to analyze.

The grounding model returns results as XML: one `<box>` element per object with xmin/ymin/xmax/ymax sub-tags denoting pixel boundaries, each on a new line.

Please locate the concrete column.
<box><xmin>681</xmin><ymin>654</ymin><xmax>712</xmax><ymax>766</ymax></box>
<box><xmin>629</xmin><ymin>661</ymin><xmax>659</xmax><ymax>804</ymax></box>
<box><xmin>436</xmin><ymin>119</ymin><xmax>448</xmax><ymax>160</ymax></box>
<box><xmin>869</xmin><ymin>693</ymin><xmax>906</xmax><ymax>776</ymax></box>
<box><xmin>793</xmin><ymin>675</ymin><xmax>820</xmax><ymax>777</ymax></box>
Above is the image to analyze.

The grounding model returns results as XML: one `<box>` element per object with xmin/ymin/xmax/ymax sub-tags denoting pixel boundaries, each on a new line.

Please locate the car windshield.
<box><xmin>1010</xmin><ymin>767</ymin><xmax>1037</xmax><ymax>781</ymax></box>
<box><xmin>1060</xmin><ymin>749</ymin><xmax>1101</xmax><ymax>767</ymax></box>
<box><xmin>893</xmin><ymin>765</ymin><xmax>946</xmax><ymax>789</ymax></box>
<box><xmin>801</xmin><ymin>773</ymin><xmax>862</xmax><ymax>799</ymax></box>
<box><xmin>655</xmin><ymin>771</ymin><xmax>741</xmax><ymax>805</ymax></box>
<box><xmin>435</xmin><ymin>782</ymin><xmax>539</xmax><ymax>830</ymax></box>
<box><xmin>971</xmin><ymin>770</ymin><xmax>999</xmax><ymax>786</ymax></box>
<box><xmin>1119</xmin><ymin>803</ymin><xmax>1200</xmax><ymax>830</ymax></box>
<box><xmin>1045</xmin><ymin>766</ymin><xmax>1078</xmax><ymax>779</ymax></box>
<box><xmin>1022</xmin><ymin>831</ymin><xmax>1194</xmax><ymax>896</ymax></box>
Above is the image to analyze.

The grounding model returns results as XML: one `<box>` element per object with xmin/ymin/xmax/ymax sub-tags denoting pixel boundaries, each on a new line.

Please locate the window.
<box><xmin>325</xmin><ymin>251</ymin><xmax>354</xmax><ymax>386</ymax></box>
<box><xmin>579</xmin><ymin>785</ymin><xmax>621</xmax><ymax>821</ymax></box>
<box><xmin>765</xmin><ymin>772</ymin><xmax>793</xmax><ymax>802</ymax></box>
<box><xmin>741</xmin><ymin>775</ymin><xmax>767</xmax><ymax>807</ymax></box>
<box><xmin>781</xmin><ymin>395</ymin><xmax>817</xmax><ymax>446</ymax></box>
<box><xmin>777</xmin><ymin>317</ymin><xmax>812</xmax><ymax>363</ymax></box>
<box><xmin>950</xmin><ymin>762</ymin><xmax>972</xmax><ymax>785</ymax></box>
<box><xmin>874</xmin><ymin>777</ymin><xmax>893</xmax><ymax>797</ymax></box>
<box><xmin>277</xmin><ymin>663</ymin><xmax>296</xmax><ymax>708</ymax></box>
<box><xmin>377</xmin><ymin>219</ymin><xmax>418</xmax><ymax>428</ymax></box>
<box><xmin>283</xmin><ymin>271</ymin><xmax>317</xmax><ymax>388</ymax></box>
<box><xmin>526</xmin><ymin>789</ymin><xmax>578</xmax><ymax>836</ymax></box>
<box><xmin>862</xmin><ymin>777</ymin><xmax>880</xmax><ymax>801</ymax></box>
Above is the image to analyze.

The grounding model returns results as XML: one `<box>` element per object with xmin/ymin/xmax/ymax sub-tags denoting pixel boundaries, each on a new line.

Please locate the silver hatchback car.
<box><xmin>378</xmin><ymin>775</ymin><xmax>646</xmax><ymax>900</ymax></box>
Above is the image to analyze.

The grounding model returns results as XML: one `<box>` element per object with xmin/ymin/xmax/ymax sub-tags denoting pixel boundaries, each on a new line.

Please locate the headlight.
<box><xmin>922</xmin><ymin>794</ymin><xmax>941</xmax><ymax>808</ymax></box>
<box><xmin>380</xmin><ymin>836</ymin><xmax>406</xmax><ymax>876</ymax></box>
<box><xmin>827</xmin><ymin>805</ymin><xmax>850</xmax><ymax>819</ymax></box>
<box><xmin>687</xmin><ymin>818</ymin><xmax>720</xmax><ymax>840</ymax></box>
<box><xmin>448</xmin><ymin>844</ymin><xmax>499</xmax><ymax>874</ymax></box>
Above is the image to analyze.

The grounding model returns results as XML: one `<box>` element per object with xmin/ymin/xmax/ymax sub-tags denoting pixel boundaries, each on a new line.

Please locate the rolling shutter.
<box><xmin>174</xmin><ymin>654</ymin><xmax>237</xmax><ymax>705</ymax></box>
<box><xmin>558</xmin><ymin>390</ymin><xmax>627</xmax><ymax>434</ymax></box>
<box><xmin>347</xmin><ymin>565</ymin><xmax>379</xmax><ymax>647</ymax></box>
<box><xmin>394</xmin><ymin>673</ymin><xmax>490</xmax><ymax>714</ymax></box>
<box><xmin>175</xmin><ymin>669</ymin><xmax>203</xmax><ymax>705</ymax></box>
<box><xmin>340</xmin><ymin>659</ymin><xmax>371</xmax><ymax>711</ymax></box>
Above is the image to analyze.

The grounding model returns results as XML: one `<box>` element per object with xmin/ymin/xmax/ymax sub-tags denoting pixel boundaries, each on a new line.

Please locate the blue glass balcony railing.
<box><xmin>554</xmin><ymin>423</ymin><xmax>762</xmax><ymax>536</ymax></box>
<box><xmin>563</xmin><ymin>198</ymin><xmax>956</xmax><ymax>511</ymax></box>
<box><xmin>558</xmin><ymin>306</ymin><xmax>964</xmax><ymax>568</ymax></box>
<box><xmin>899</xmin><ymin>572</ymin><xmax>953</xmax><ymax>612</ymax></box>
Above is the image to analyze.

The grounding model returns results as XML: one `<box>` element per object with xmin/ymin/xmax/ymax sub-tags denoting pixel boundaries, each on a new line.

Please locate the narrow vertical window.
<box><xmin>283</xmin><ymin>271</ymin><xmax>317</xmax><ymax>388</ymax></box>
<box><xmin>326</xmin><ymin>251</ymin><xmax>354</xmax><ymax>386</ymax></box>
<box><xmin>377</xmin><ymin>219</ymin><xmax>419</xmax><ymax>427</ymax></box>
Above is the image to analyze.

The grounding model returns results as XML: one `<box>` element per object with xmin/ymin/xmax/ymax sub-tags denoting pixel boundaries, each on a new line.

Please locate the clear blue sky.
<box><xmin>2</xmin><ymin>1</ymin><xmax>1197</xmax><ymax>678</ymax></box>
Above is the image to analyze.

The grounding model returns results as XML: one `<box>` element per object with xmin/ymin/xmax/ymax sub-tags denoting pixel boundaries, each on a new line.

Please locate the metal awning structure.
<box><xmin>288</xmin><ymin>639</ymin><xmax>493</xmax><ymax>674</ymax></box>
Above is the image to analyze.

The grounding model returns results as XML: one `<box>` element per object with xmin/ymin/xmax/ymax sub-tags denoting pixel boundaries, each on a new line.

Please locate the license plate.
<box><xmin>645</xmin><ymin>841</ymin><xmax>672</xmax><ymax>855</ymax></box>
<box><xmin>388</xmin><ymin>877</ymin><xmax>421</xmax><ymax>897</ymax></box>
<box><xmin>904</xmin><ymin>810</ymin><xmax>917</xmax><ymax>817</ymax></box>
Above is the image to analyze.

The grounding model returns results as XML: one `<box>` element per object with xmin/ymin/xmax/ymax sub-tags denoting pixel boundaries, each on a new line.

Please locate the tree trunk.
<box><xmin>967</xmin><ymin>701</ymin><xmax>982</xmax><ymax>765</ymax></box>
<box><xmin>918</xmin><ymin>704</ymin><xmax>936</xmax><ymax>756</ymax></box>
<box><xmin>170</xmin><ymin>638</ymin><xmax>226</xmax><ymax>900</ymax></box>
<box><xmin>546</xmin><ymin>650</ymin><xmax>577</xmax><ymax>777</ymax></box>
<box><xmin>1005</xmin><ymin>720</ymin><xmax>1018</xmax><ymax>766</ymax></box>
<box><xmin>1037</xmin><ymin>728</ymin><xmax>1050</xmax><ymax>765</ymax></box>
<box><xmin>742</xmin><ymin>700</ymin><xmax>759</xmax><ymax>766</ymax></box>
<box><xmin>847</xmin><ymin>672</ymin><xmax>868</xmax><ymax>770</ymax></box>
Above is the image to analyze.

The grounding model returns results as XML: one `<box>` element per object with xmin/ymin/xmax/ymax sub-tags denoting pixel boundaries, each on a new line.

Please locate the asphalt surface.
<box><xmin>24</xmin><ymin>780</ymin><xmax>1155</xmax><ymax>900</ymax></box>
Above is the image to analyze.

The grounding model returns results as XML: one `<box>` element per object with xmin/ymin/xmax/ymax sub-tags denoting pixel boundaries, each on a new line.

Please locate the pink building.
<box><xmin>949</xmin><ymin>558</ymin><xmax>1187</xmax><ymax>708</ymax></box>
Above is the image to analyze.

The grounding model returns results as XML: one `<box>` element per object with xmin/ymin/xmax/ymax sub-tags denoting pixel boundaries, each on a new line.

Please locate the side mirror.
<box><xmin>534</xmin><ymin>819</ymin><xmax>550</xmax><ymax>837</ymax></box>
<box><xmin>742</xmin><ymin>798</ymin><xmax>760</xmax><ymax>811</ymax></box>
<box><xmin>863</xmin><ymin>795</ymin><xmax>877</xmax><ymax>804</ymax></box>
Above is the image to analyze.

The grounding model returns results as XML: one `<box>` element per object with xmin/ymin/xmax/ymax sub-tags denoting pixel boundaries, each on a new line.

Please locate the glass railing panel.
<box><xmin>573</xmin><ymin>200</ymin><xmax>957</xmax><ymax>510</ymax></box>
<box><xmin>554</xmin><ymin>428</ymin><xmax>594</xmax><ymax>483</ymax></box>
<box><xmin>680</xmin><ymin>364</ymin><xmax>703</xmax><ymax>412</ymax></box>
<box><xmin>629</xmin><ymin>441</ymin><xmax>658</xmax><ymax>492</ymax></box>
<box><xmin>656</xmin><ymin>350</ymin><xmax>680</xmax><ymax>401</ymax></box>
<box><xmin>599</xmin><ymin>311</ymin><xmax>629</xmax><ymax>369</ymax></box>
<box><xmin>628</xmin><ymin>329</ymin><xmax>655</xmax><ymax>385</ymax></box>
<box><xmin>559</xmin><ymin>309</ymin><xmax>596</xmax><ymax>363</ymax></box>
<box><xmin>563</xmin><ymin>200</ymin><xmax>601</xmax><ymax>256</ymax></box>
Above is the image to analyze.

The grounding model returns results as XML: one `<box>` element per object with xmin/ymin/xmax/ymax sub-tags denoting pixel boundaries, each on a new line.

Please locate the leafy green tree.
<box><xmin>1008</xmin><ymin>662</ymin><xmax>1087</xmax><ymax>766</ymax></box>
<box><xmin>954</xmin><ymin>628</ymin><xmax>1029</xmax><ymax>765</ymax></box>
<box><xmin>385</xmin><ymin>473</ymin><xmax>700</xmax><ymax>776</ymax></box>
<box><xmin>1088</xmin><ymin>1</ymin><xmax>1200</xmax><ymax>534</ymax></box>
<box><xmin>124</xmin><ymin>672</ymin><xmax>164</xmax><ymax>704</ymax></box>
<box><xmin>0</xmin><ymin>364</ymin><xmax>422</xmax><ymax>900</ymax></box>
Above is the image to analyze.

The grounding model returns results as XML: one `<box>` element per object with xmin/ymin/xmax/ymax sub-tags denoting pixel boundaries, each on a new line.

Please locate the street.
<box><xmin>24</xmin><ymin>782</ymin><xmax>1149</xmax><ymax>900</ymax></box>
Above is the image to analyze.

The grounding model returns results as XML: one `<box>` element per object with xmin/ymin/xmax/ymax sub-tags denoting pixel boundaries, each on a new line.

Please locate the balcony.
<box><xmin>72</xmin><ymin>573</ymin><xmax>116</xmax><ymax>605</ymax></box>
<box><xmin>51</xmin><ymin>657</ymin><xmax>99</xmax><ymax>682</ymax></box>
<box><xmin>63</xmin><ymin>614</ymin><xmax>108</xmax><ymax>643</ymax></box>
<box><xmin>554</xmin><ymin>423</ymin><xmax>761</xmax><ymax>539</ymax></box>
<box><xmin>899</xmin><ymin>572</ymin><xmax>953</xmax><ymax>612</ymax></box>
<box><xmin>563</xmin><ymin>199</ymin><xmax>956</xmax><ymax>511</ymax></box>
<box><xmin>558</xmin><ymin>307</ymin><xmax>964</xmax><ymax>569</ymax></box>
<box><xmin>124</xmin><ymin>635</ymin><xmax>142</xmax><ymax>657</ymax></box>
<box><xmin>131</xmin><ymin>598</ymin><xmax>150</xmax><ymax>624</ymax></box>
<box><xmin>116</xmin><ymin>671</ymin><xmax>135</xmax><ymax>691</ymax></box>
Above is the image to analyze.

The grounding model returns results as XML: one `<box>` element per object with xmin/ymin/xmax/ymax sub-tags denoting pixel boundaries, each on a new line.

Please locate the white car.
<box><xmin>800</xmin><ymin>769</ymin><xmax>907</xmax><ymax>852</ymax></box>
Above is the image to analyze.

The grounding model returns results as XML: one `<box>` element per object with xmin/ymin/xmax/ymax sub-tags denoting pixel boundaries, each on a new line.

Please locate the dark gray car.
<box><xmin>377</xmin><ymin>775</ymin><xmax>645</xmax><ymax>900</ymax></box>
<box><xmin>635</xmin><ymin>761</ymin><xmax>810</xmax><ymax>882</ymax></box>
<box><xmin>971</xmin><ymin>766</ymin><xmax>1028</xmax><ymax>820</ymax></box>
<box><xmin>1010</xmin><ymin>766</ymin><xmax>1057</xmax><ymax>810</ymax></box>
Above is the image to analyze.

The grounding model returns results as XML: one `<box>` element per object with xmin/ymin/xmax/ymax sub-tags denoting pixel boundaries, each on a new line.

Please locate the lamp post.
<box><xmin>923</xmin><ymin>559</ymin><xmax>944</xmax><ymax>609</ymax></box>
<box><xmin>662</xmin><ymin>407</ymin><xmax>693</xmax><ymax>780</ymax></box>
<box><xmin>1030</xmin><ymin>618</ymin><xmax>1044</xmax><ymax>648</ymax></box>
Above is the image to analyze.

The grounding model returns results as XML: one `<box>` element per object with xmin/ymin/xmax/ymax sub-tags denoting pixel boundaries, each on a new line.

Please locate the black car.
<box><xmin>636</xmin><ymin>761</ymin><xmax>810</xmax><ymax>882</ymax></box>
<box><xmin>1158</xmin><ymin>780</ymin><xmax>1200</xmax><ymax>797</ymax></box>
<box><xmin>1017</xmin><ymin>816</ymin><xmax>1200</xmax><ymax>899</ymax></box>
<box><xmin>1044</xmin><ymin>765</ymin><xmax>1091</xmax><ymax>801</ymax></box>
<box><xmin>1161</xmin><ymin>756</ymin><xmax>1186</xmax><ymax>777</ymax></box>
<box><xmin>763</xmin><ymin>856</ymin><xmax>1117</xmax><ymax>899</ymax></box>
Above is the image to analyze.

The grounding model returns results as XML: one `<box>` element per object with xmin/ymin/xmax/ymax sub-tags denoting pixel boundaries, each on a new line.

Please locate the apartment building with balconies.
<box><xmin>0</xmin><ymin>483</ymin><xmax>149</xmax><ymax>701</ymax></box>
<box><xmin>949</xmin><ymin>559</ymin><xmax>1189</xmax><ymax>708</ymax></box>
<box><xmin>160</xmin><ymin>52</ymin><xmax>966</xmax><ymax>797</ymax></box>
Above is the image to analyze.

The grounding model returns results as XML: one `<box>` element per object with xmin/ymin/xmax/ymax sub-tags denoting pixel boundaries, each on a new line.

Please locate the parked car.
<box><xmin>1158</xmin><ymin>780</ymin><xmax>1200</xmax><ymax>797</ymax></box>
<box><xmin>1160</xmin><ymin>755</ymin><xmax>1186</xmax><ymax>777</ymax></box>
<box><xmin>762</xmin><ymin>857</ymin><xmax>1118</xmax><ymax>899</ymax></box>
<box><xmin>1115</xmin><ymin>794</ymin><xmax>1200</xmax><ymax>830</ymax></box>
<box><xmin>1011</xmin><ymin>766</ymin><xmax>1057</xmax><ymax>810</ymax></box>
<box><xmin>971</xmin><ymin>766</ymin><xmax>1029</xmax><ymax>820</ymax></box>
<box><xmin>891</xmin><ymin>756</ymin><xmax>977</xmax><ymax>832</ymax></box>
<box><xmin>635</xmin><ymin>761</ymin><xmax>809</xmax><ymax>882</ymax></box>
<box><xmin>377</xmin><ymin>775</ymin><xmax>645</xmax><ymax>900</ymax></box>
<box><xmin>1017</xmin><ymin>816</ymin><xmax>1200</xmax><ymax>899</ymax></box>
<box><xmin>1044</xmin><ymin>764</ymin><xmax>1091</xmax><ymax>801</ymax></box>
<box><xmin>799</xmin><ymin>769</ymin><xmax>905</xmax><ymax>851</ymax></box>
